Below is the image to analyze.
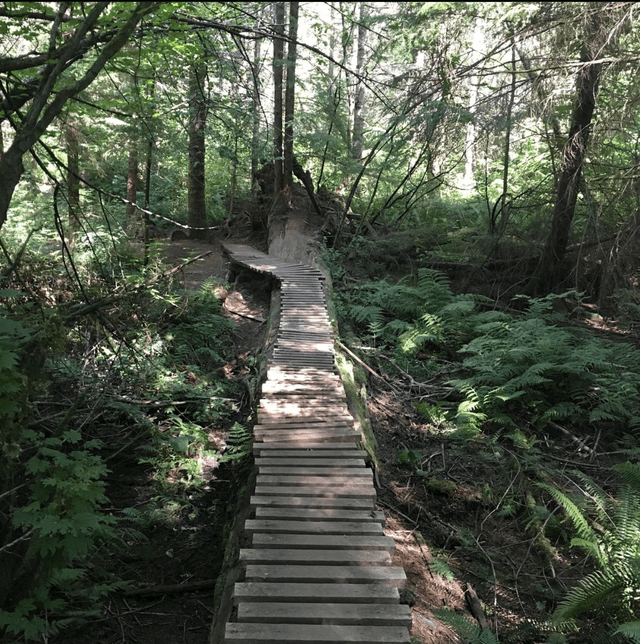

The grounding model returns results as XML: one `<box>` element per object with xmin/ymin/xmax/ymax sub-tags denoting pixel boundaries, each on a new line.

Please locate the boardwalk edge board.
<box><xmin>221</xmin><ymin>243</ymin><xmax>411</xmax><ymax>643</ymax></box>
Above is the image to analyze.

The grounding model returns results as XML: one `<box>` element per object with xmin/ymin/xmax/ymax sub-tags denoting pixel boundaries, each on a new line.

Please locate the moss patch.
<box><xmin>334</xmin><ymin>351</ymin><xmax>379</xmax><ymax>467</ymax></box>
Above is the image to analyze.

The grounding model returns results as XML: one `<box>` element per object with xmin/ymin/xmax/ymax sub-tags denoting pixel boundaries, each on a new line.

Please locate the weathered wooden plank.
<box><xmin>255</xmin><ymin>460</ymin><xmax>366</xmax><ymax>469</ymax></box>
<box><xmin>240</xmin><ymin>549</ymin><xmax>392</xmax><ymax>566</ymax></box>
<box><xmin>244</xmin><ymin>519</ymin><xmax>383</xmax><ymax>536</ymax></box>
<box><xmin>258</xmin><ymin>401</ymin><xmax>345</xmax><ymax>411</ymax></box>
<box><xmin>254</xmin><ymin>420</ymin><xmax>355</xmax><ymax>429</ymax></box>
<box><xmin>253</xmin><ymin>423</ymin><xmax>356</xmax><ymax>433</ymax></box>
<box><xmin>256</xmin><ymin>424</ymin><xmax>355</xmax><ymax>433</ymax></box>
<box><xmin>233</xmin><ymin>582</ymin><xmax>400</xmax><ymax>604</ymax></box>
<box><xmin>257</xmin><ymin>467</ymin><xmax>371</xmax><ymax>477</ymax></box>
<box><xmin>253</xmin><ymin>485</ymin><xmax>376</xmax><ymax>499</ymax></box>
<box><xmin>254</xmin><ymin>507</ymin><xmax>385</xmax><ymax>523</ymax></box>
<box><xmin>260</xmin><ymin>394</ymin><xmax>347</xmax><ymax>403</ymax></box>
<box><xmin>258</xmin><ymin>410</ymin><xmax>353</xmax><ymax>425</ymax></box>
<box><xmin>257</xmin><ymin>413</ymin><xmax>352</xmax><ymax>424</ymax></box>
<box><xmin>244</xmin><ymin>565</ymin><xmax>406</xmax><ymax>587</ymax></box>
<box><xmin>251</xmin><ymin>533</ymin><xmax>394</xmax><ymax>552</ymax></box>
<box><xmin>225</xmin><ymin>623</ymin><xmax>410</xmax><ymax>643</ymax></box>
<box><xmin>252</xmin><ymin>444</ymin><xmax>367</xmax><ymax>455</ymax></box>
<box><xmin>237</xmin><ymin>602</ymin><xmax>411</xmax><ymax>627</ymax></box>
<box><xmin>255</xmin><ymin>475</ymin><xmax>373</xmax><ymax>487</ymax></box>
<box><xmin>254</xmin><ymin>429</ymin><xmax>358</xmax><ymax>443</ymax></box>
<box><xmin>250</xmin><ymin>495</ymin><xmax>375</xmax><ymax>510</ymax></box>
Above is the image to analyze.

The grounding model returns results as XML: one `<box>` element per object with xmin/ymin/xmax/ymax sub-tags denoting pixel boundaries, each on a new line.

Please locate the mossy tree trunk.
<box><xmin>188</xmin><ymin>59</ymin><xmax>208</xmax><ymax>240</ymax></box>
<box><xmin>531</xmin><ymin>12</ymin><xmax>604</xmax><ymax>294</ymax></box>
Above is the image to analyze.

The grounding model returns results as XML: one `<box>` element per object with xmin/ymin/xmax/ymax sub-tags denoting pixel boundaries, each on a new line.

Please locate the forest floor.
<box><xmin>54</xmin><ymin>212</ymin><xmax>634</xmax><ymax>644</ymax></box>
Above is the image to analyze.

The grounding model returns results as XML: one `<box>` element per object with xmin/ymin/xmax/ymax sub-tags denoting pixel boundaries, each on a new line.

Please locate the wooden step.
<box><xmin>250</xmin><ymin>495</ymin><xmax>375</xmax><ymax>510</ymax></box>
<box><xmin>244</xmin><ymin>519</ymin><xmax>383</xmax><ymax>536</ymax></box>
<box><xmin>240</xmin><ymin>548</ymin><xmax>392</xmax><ymax>566</ymax></box>
<box><xmin>244</xmin><ymin>565</ymin><xmax>405</xmax><ymax>587</ymax></box>
<box><xmin>225</xmin><ymin>623</ymin><xmax>410</xmax><ymax>643</ymax></box>
<box><xmin>255</xmin><ymin>475</ymin><xmax>372</xmax><ymax>487</ymax></box>
<box><xmin>253</xmin><ymin>485</ymin><xmax>376</xmax><ymax>499</ymax></box>
<box><xmin>252</xmin><ymin>444</ymin><xmax>367</xmax><ymax>455</ymax></box>
<box><xmin>255</xmin><ymin>457</ymin><xmax>366</xmax><ymax>466</ymax></box>
<box><xmin>253</xmin><ymin>431</ymin><xmax>358</xmax><ymax>444</ymax></box>
<box><xmin>256</xmin><ymin>467</ymin><xmax>371</xmax><ymax>477</ymax></box>
<box><xmin>250</xmin><ymin>534</ymin><xmax>395</xmax><ymax>552</ymax></box>
<box><xmin>253</xmin><ymin>508</ymin><xmax>385</xmax><ymax>523</ymax></box>
<box><xmin>233</xmin><ymin>582</ymin><xmax>400</xmax><ymax>604</ymax></box>
<box><xmin>255</xmin><ymin>418</ymin><xmax>354</xmax><ymax>427</ymax></box>
<box><xmin>237</xmin><ymin>602</ymin><xmax>411</xmax><ymax>626</ymax></box>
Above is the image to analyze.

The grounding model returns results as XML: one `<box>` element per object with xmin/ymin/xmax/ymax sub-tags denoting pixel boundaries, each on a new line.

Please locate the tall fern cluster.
<box><xmin>336</xmin><ymin>268</ymin><xmax>488</xmax><ymax>349</ymax></box>
<box><xmin>450</xmin><ymin>296</ymin><xmax>640</xmax><ymax>433</ymax></box>
<box><xmin>540</xmin><ymin>462</ymin><xmax>640</xmax><ymax>642</ymax></box>
<box><xmin>334</xmin><ymin>259</ymin><xmax>640</xmax><ymax>436</ymax></box>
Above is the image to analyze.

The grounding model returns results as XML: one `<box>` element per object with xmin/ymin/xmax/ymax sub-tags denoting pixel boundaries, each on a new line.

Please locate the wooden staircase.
<box><xmin>222</xmin><ymin>244</ymin><xmax>411</xmax><ymax>644</ymax></box>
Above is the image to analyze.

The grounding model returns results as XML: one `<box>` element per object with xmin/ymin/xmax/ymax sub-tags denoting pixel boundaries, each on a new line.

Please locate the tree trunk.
<box><xmin>188</xmin><ymin>60</ymin><xmax>208</xmax><ymax>240</ymax></box>
<box><xmin>126</xmin><ymin>138</ymin><xmax>138</xmax><ymax>225</ymax></box>
<box><xmin>352</xmin><ymin>3</ymin><xmax>369</xmax><ymax>162</ymax></box>
<box><xmin>463</xmin><ymin>20</ymin><xmax>483</xmax><ymax>193</ymax></box>
<box><xmin>494</xmin><ymin>34</ymin><xmax>516</xmax><ymax>236</ymax></box>
<box><xmin>143</xmin><ymin>74</ymin><xmax>155</xmax><ymax>265</ymax></box>
<box><xmin>283</xmin><ymin>1</ymin><xmax>299</xmax><ymax>194</ymax></box>
<box><xmin>66</xmin><ymin>124</ymin><xmax>80</xmax><ymax>246</ymax></box>
<box><xmin>531</xmin><ymin>24</ymin><xmax>603</xmax><ymax>294</ymax></box>
<box><xmin>273</xmin><ymin>2</ymin><xmax>285</xmax><ymax>194</ymax></box>
<box><xmin>0</xmin><ymin>2</ymin><xmax>153</xmax><ymax>232</ymax></box>
<box><xmin>250</xmin><ymin>15</ymin><xmax>262</xmax><ymax>201</ymax></box>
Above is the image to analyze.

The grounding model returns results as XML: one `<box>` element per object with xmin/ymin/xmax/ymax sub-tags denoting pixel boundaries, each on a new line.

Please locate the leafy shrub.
<box><xmin>0</xmin><ymin>428</ymin><xmax>116</xmax><ymax>641</ymax></box>
<box><xmin>0</xmin><ymin>292</ymin><xmax>31</xmax><ymax>460</ymax></box>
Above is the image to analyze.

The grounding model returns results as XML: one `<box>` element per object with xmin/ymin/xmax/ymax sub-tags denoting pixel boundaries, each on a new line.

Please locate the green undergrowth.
<box><xmin>326</xmin><ymin>246</ymin><xmax>640</xmax><ymax>441</ymax></box>
<box><xmin>0</xmin><ymin>258</ymin><xmax>249</xmax><ymax>642</ymax></box>
<box><xmin>324</xmin><ymin>241</ymin><xmax>640</xmax><ymax>643</ymax></box>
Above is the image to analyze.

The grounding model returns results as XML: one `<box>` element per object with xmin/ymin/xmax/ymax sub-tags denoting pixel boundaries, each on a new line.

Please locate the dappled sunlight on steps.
<box><xmin>221</xmin><ymin>243</ymin><xmax>411</xmax><ymax>643</ymax></box>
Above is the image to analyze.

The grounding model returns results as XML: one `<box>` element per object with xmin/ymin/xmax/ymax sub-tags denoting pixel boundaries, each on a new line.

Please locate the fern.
<box><xmin>543</xmin><ymin>464</ymin><xmax>640</xmax><ymax>635</ymax></box>
<box><xmin>432</xmin><ymin>608</ymin><xmax>499</xmax><ymax>643</ymax></box>
<box><xmin>429</xmin><ymin>556</ymin><xmax>455</xmax><ymax>581</ymax></box>
<box><xmin>337</xmin><ymin>269</ymin><xmax>486</xmax><ymax>349</ymax></box>
<box><xmin>220</xmin><ymin>422</ymin><xmax>252</xmax><ymax>463</ymax></box>
<box><xmin>615</xmin><ymin>622</ymin><xmax>640</xmax><ymax>643</ymax></box>
<box><xmin>451</xmin><ymin>301</ymin><xmax>640</xmax><ymax>434</ymax></box>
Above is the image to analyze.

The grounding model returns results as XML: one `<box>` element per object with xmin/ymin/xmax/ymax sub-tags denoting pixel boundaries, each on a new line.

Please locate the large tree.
<box><xmin>0</xmin><ymin>2</ymin><xmax>159</xmax><ymax>232</ymax></box>
<box><xmin>187</xmin><ymin>59</ymin><xmax>209</xmax><ymax>239</ymax></box>
<box><xmin>531</xmin><ymin>3</ymin><xmax>630</xmax><ymax>293</ymax></box>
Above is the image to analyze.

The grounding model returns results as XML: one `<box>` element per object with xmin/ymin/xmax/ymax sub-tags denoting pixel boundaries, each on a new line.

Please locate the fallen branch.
<box><xmin>465</xmin><ymin>583</ymin><xmax>489</xmax><ymax>630</ymax></box>
<box><xmin>161</xmin><ymin>250</ymin><xmax>213</xmax><ymax>278</ymax></box>
<box><xmin>335</xmin><ymin>340</ymin><xmax>398</xmax><ymax>392</ymax></box>
<box><xmin>548</xmin><ymin>421</ymin><xmax>595</xmax><ymax>455</ymax></box>
<box><xmin>108</xmin><ymin>394</ymin><xmax>233</xmax><ymax>407</ymax></box>
<box><xmin>223</xmin><ymin>306</ymin><xmax>266</xmax><ymax>323</ymax></box>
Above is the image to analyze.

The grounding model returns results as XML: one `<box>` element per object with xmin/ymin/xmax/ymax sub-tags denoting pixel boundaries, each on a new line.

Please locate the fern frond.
<box><xmin>614</xmin><ymin>622</ymin><xmax>640</xmax><ymax>644</ymax></box>
<box><xmin>615</xmin><ymin>462</ymin><xmax>640</xmax><ymax>491</ymax></box>
<box><xmin>613</xmin><ymin>484</ymin><xmax>640</xmax><ymax>549</ymax></box>
<box><xmin>221</xmin><ymin>422</ymin><xmax>252</xmax><ymax>462</ymax></box>
<box><xmin>537</xmin><ymin>483</ymin><xmax>604</xmax><ymax>564</ymax></box>
<box><xmin>553</xmin><ymin>569</ymin><xmax>624</xmax><ymax>620</ymax></box>
<box><xmin>348</xmin><ymin>304</ymin><xmax>385</xmax><ymax>328</ymax></box>
<box><xmin>431</xmin><ymin>608</ymin><xmax>482</xmax><ymax>643</ymax></box>
<box><xmin>429</xmin><ymin>556</ymin><xmax>455</xmax><ymax>581</ymax></box>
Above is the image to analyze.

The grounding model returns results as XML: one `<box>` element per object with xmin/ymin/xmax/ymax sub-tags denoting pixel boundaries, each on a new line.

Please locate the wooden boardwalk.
<box><xmin>222</xmin><ymin>244</ymin><xmax>411</xmax><ymax>644</ymax></box>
